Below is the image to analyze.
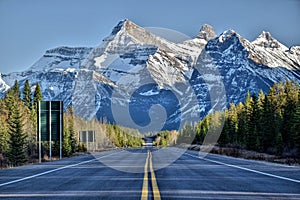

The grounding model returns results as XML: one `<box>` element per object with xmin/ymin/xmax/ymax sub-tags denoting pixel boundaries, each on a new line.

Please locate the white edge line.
<box><xmin>184</xmin><ymin>152</ymin><xmax>300</xmax><ymax>184</ymax></box>
<box><xmin>0</xmin><ymin>150</ymin><xmax>123</xmax><ymax>187</ymax></box>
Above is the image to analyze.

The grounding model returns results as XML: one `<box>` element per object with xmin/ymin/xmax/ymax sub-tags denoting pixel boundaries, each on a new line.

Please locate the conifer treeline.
<box><xmin>0</xmin><ymin>80</ymin><xmax>142</xmax><ymax>168</ymax></box>
<box><xmin>105</xmin><ymin>124</ymin><xmax>143</xmax><ymax>147</ymax></box>
<box><xmin>178</xmin><ymin>80</ymin><xmax>300</xmax><ymax>157</ymax></box>
<box><xmin>2</xmin><ymin>78</ymin><xmax>299</xmax><ymax>167</ymax></box>
<box><xmin>0</xmin><ymin>80</ymin><xmax>42</xmax><ymax>167</ymax></box>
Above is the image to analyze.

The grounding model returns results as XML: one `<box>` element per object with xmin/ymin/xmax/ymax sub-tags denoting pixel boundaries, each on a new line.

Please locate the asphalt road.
<box><xmin>0</xmin><ymin>147</ymin><xmax>299</xmax><ymax>199</ymax></box>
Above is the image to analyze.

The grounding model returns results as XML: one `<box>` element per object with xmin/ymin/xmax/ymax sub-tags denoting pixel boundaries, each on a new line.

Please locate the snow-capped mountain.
<box><xmin>1</xmin><ymin>19</ymin><xmax>300</xmax><ymax>131</ymax></box>
<box><xmin>1</xmin><ymin>46</ymin><xmax>92</xmax><ymax>107</ymax></box>
<box><xmin>0</xmin><ymin>73</ymin><xmax>10</xmax><ymax>98</ymax></box>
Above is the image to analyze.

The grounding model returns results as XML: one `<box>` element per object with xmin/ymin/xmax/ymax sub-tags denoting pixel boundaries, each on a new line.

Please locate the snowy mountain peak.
<box><xmin>27</xmin><ymin>46</ymin><xmax>92</xmax><ymax>72</ymax></box>
<box><xmin>108</xmin><ymin>19</ymin><xmax>148</xmax><ymax>39</ymax></box>
<box><xmin>197</xmin><ymin>24</ymin><xmax>216</xmax><ymax>41</ymax></box>
<box><xmin>0</xmin><ymin>73</ymin><xmax>10</xmax><ymax>97</ymax></box>
<box><xmin>205</xmin><ymin>29</ymin><xmax>249</xmax><ymax>54</ymax></box>
<box><xmin>110</xmin><ymin>19</ymin><xmax>128</xmax><ymax>35</ymax></box>
<box><xmin>1</xmin><ymin>19</ymin><xmax>300</xmax><ymax>130</ymax></box>
<box><xmin>218</xmin><ymin>29</ymin><xmax>241</xmax><ymax>42</ymax></box>
<box><xmin>260</xmin><ymin>31</ymin><xmax>272</xmax><ymax>40</ymax></box>
<box><xmin>110</xmin><ymin>19</ymin><xmax>140</xmax><ymax>35</ymax></box>
<box><xmin>252</xmin><ymin>31</ymin><xmax>283</xmax><ymax>49</ymax></box>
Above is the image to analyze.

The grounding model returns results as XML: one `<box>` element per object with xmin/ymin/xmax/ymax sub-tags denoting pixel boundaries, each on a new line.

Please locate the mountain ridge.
<box><xmin>1</xmin><ymin>19</ymin><xmax>299</xmax><ymax>131</ymax></box>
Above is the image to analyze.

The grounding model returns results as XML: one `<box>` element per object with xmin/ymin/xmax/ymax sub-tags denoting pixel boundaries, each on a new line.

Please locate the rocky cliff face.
<box><xmin>1</xmin><ymin>19</ymin><xmax>299</xmax><ymax>132</ymax></box>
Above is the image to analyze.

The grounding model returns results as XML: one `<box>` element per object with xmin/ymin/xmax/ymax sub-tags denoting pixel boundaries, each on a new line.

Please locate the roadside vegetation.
<box><xmin>135</xmin><ymin>80</ymin><xmax>300</xmax><ymax>165</ymax></box>
<box><xmin>1</xmin><ymin>79</ymin><xmax>299</xmax><ymax>168</ymax></box>
<box><xmin>0</xmin><ymin>80</ymin><xmax>142</xmax><ymax>168</ymax></box>
<box><xmin>159</xmin><ymin>80</ymin><xmax>300</xmax><ymax>164</ymax></box>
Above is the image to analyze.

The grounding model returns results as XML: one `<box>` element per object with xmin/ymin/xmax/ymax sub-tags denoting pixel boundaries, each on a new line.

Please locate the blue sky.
<box><xmin>0</xmin><ymin>0</ymin><xmax>299</xmax><ymax>74</ymax></box>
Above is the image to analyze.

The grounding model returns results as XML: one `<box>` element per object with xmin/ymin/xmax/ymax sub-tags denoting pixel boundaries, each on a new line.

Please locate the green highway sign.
<box><xmin>80</xmin><ymin>131</ymin><xmax>95</xmax><ymax>143</ymax></box>
<box><xmin>39</xmin><ymin>101</ymin><xmax>63</xmax><ymax>141</ymax></box>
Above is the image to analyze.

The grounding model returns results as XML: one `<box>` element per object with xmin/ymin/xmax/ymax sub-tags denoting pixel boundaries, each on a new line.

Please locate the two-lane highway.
<box><xmin>0</xmin><ymin>149</ymin><xmax>147</xmax><ymax>199</ymax></box>
<box><xmin>0</xmin><ymin>148</ymin><xmax>300</xmax><ymax>199</ymax></box>
<box><xmin>153</xmin><ymin>148</ymin><xmax>300</xmax><ymax>199</ymax></box>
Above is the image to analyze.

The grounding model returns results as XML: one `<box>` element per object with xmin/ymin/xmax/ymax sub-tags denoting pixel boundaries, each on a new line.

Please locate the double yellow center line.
<box><xmin>141</xmin><ymin>150</ymin><xmax>161</xmax><ymax>200</ymax></box>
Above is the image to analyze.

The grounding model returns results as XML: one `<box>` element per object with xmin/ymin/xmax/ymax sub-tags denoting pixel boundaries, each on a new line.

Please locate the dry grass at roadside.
<box><xmin>177</xmin><ymin>144</ymin><xmax>299</xmax><ymax>166</ymax></box>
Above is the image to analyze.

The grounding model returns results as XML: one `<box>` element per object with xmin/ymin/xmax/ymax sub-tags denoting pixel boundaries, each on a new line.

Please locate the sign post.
<box><xmin>38</xmin><ymin>101</ymin><xmax>41</xmax><ymax>163</ymax></box>
<box><xmin>59</xmin><ymin>101</ymin><xmax>62</xmax><ymax>160</ymax></box>
<box><xmin>49</xmin><ymin>102</ymin><xmax>52</xmax><ymax>161</ymax></box>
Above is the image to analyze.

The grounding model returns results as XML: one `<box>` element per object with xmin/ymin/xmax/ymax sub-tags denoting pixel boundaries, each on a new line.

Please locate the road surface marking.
<box><xmin>184</xmin><ymin>152</ymin><xmax>300</xmax><ymax>184</ymax></box>
<box><xmin>141</xmin><ymin>150</ymin><xmax>161</xmax><ymax>200</ymax></box>
<box><xmin>0</xmin><ymin>150</ymin><xmax>123</xmax><ymax>187</ymax></box>
<box><xmin>141</xmin><ymin>151</ymin><xmax>149</xmax><ymax>200</ymax></box>
<box><xmin>149</xmin><ymin>151</ymin><xmax>161</xmax><ymax>200</ymax></box>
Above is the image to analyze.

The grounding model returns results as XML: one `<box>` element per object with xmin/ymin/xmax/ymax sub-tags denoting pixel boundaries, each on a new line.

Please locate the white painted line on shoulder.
<box><xmin>184</xmin><ymin>152</ymin><xmax>300</xmax><ymax>184</ymax></box>
<box><xmin>0</xmin><ymin>150</ymin><xmax>123</xmax><ymax>187</ymax></box>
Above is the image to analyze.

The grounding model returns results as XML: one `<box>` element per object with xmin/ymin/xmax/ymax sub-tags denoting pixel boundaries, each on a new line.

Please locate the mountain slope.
<box><xmin>0</xmin><ymin>73</ymin><xmax>10</xmax><ymax>98</ymax></box>
<box><xmin>1</xmin><ymin>19</ymin><xmax>299</xmax><ymax>131</ymax></box>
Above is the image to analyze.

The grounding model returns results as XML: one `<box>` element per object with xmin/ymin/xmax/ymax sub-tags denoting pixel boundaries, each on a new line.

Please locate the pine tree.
<box><xmin>244</xmin><ymin>91</ymin><xmax>253</xmax><ymax>132</ymax></box>
<box><xmin>236</xmin><ymin>102</ymin><xmax>247</xmax><ymax>146</ymax></box>
<box><xmin>195</xmin><ymin>116</ymin><xmax>210</xmax><ymax>144</ymax></box>
<box><xmin>27</xmin><ymin>107</ymin><xmax>37</xmax><ymax>157</ymax></box>
<box><xmin>12</xmin><ymin>80</ymin><xmax>21</xmax><ymax>99</ymax></box>
<box><xmin>291</xmin><ymin>101</ymin><xmax>300</xmax><ymax>157</ymax></box>
<box><xmin>195</xmin><ymin>119</ymin><xmax>206</xmax><ymax>144</ymax></box>
<box><xmin>0</xmin><ymin>116</ymin><xmax>9</xmax><ymax>155</ymax></box>
<box><xmin>23</xmin><ymin>80</ymin><xmax>31</xmax><ymax>109</ymax></box>
<box><xmin>256</xmin><ymin>90</ymin><xmax>265</xmax><ymax>152</ymax></box>
<box><xmin>275</xmin><ymin>81</ymin><xmax>286</xmax><ymax>115</ymax></box>
<box><xmin>281</xmin><ymin>80</ymin><xmax>298</xmax><ymax>148</ymax></box>
<box><xmin>261</xmin><ymin>95</ymin><xmax>272</xmax><ymax>151</ymax></box>
<box><xmin>33</xmin><ymin>83</ymin><xmax>43</xmax><ymax>110</ymax></box>
<box><xmin>62</xmin><ymin>114</ymin><xmax>71</xmax><ymax>157</ymax></box>
<box><xmin>5</xmin><ymin>80</ymin><xmax>21</xmax><ymax>103</ymax></box>
<box><xmin>228</xmin><ymin>103</ymin><xmax>238</xmax><ymax>144</ymax></box>
<box><xmin>7</xmin><ymin>100</ymin><xmax>27</xmax><ymax>166</ymax></box>
<box><xmin>261</xmin><ymin>88</ymin><xmax>280</xmax><ymax>153</ymax></box>
<box><xmin>21</xmin><ymin>83</ymin><xmax>41</xmax><ymax>158</ymax></box>
<box><xmin>257</xmin><ymin>90</ymin><xmax>265</xmax><ymax>109</ymax></box>
<box><xmin>219</xmin><ymin>111</ymin><xmax>230</xmax><ymax>146</ymax></box>
<box><xmin>0</xmin><ymin>99</ymin><xmax>8</xmax><ymax>155</ymax></box>
<box><xmin>68</xmin><ymin>107</ymin><xmax>77</xmax><ymax>153</ymax></box>
<box><xmin>247</xmin><ymin>94</ymin><xmax>259</xmax><ymax>151</ymax></box>
<box><xmin>5</xmin><ymin>80</ymin><xmax>22</xmax><ymax>123</ymax></box>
